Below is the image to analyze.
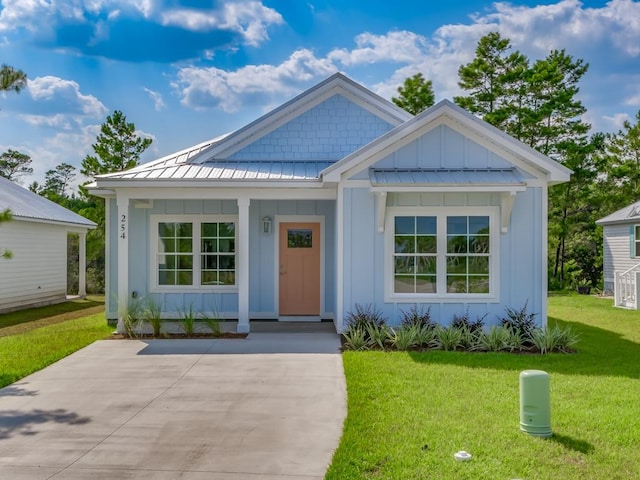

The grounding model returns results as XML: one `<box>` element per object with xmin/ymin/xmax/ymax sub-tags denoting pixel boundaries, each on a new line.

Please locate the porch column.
<box><xmin>116</xmin><ymin>195</ymin><xmax>130</xmax><ymax>334</ymax></box>
<box><xmin>78</xmin><ymin>230</ymin><xmax>87</xmax><ymax>297</ymax></box>
<box><xmin>237</xmin><ymin>197</ymin><xmax>250</xmax><ymax>333</ymax></box>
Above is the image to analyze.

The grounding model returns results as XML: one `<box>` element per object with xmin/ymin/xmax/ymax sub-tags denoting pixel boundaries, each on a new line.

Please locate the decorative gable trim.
<box><xmin>322</xmin><ymin>100</ymin><xmax>571</xmax><ymax>185</ymax></box>
<box><xmin>192</xmin><ymin>73</ymin><xmax>412</xmax><ymax>162</ymax></box>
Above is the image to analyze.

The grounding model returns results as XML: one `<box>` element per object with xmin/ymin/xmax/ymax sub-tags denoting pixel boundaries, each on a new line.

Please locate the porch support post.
<box><xmin>335</xmin><ymin>184</ymin><xmax>344</xmax><ymax>333</ymax></box>
<box><xmin>116</xmin><ymin>194</ymin><xmax>130</xmax><ymax>334</ymax></box>
<box><xmin>78</xmin><ymin>230</ymin><xmax>87</xmax><ymax>297</ymax></box>
<box><xmin>237</xmin><ymin>197</ymin><xmax>250</xmax><ymax>333</ymax></box>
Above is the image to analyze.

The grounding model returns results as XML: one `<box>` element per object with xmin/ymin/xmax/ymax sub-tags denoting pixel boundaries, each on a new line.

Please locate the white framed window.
<box><xmin>151</xmin><ymin>215</ymin><xmax>237</xmax><ymax>291</ymax></box>
<box><xmin>385</xmin><ymin>207</ymin><xmax>499</xmax><ymax>302</ymax></box>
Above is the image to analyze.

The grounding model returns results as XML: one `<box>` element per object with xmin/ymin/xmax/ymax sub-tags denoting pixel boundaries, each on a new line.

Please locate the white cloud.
<box><xmin>160</xmin><ymin>1</ymin><xmax>283</xmax><ymax>45</ymax></box>
<box><xmin>27</xmin><ymin>76</ymin><xmax>108</xmax><ymax>117</ymax></box>
<box><xmin>328</xmin><ymin>31</ymin><xmax>428</xmax><ymax>66</ymax></box>
<box><xmin>143</xmin><ymin>87</ymin><xmax>166</xmax><ymax>111</ymax></box>
<box><xmin>0</xmin><ymin>0</ymin><xmax>284</xmax><ymax>48</ymax></box>
<box><xmin>174</xmin><ymin>49</ymin><xmax>336</xmax><ymax>112</ymax></box>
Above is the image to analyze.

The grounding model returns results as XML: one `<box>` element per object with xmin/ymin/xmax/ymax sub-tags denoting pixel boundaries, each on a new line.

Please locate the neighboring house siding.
<box><xmin>107</xmin><ymin>198</ymin><xmax>336</xmax><ymax>319</ymax></box>
<box><xmin>602</xmin><ymin>223</ymin><xmax>640</xmax><ymax>294</ymax></box>
<box><xmin>0</xmin><ymin>220</ymin><xmax>67</xmax><ymax>313</ymax></box>
<box><xmin>228</xmin><ymin>94</ymin><xmax>394</xmax><ymax>161</ymax></box>
<box><xmin>341</xmin><ymin>188</ymin><xmax>544</xmax><ymax>327</ymax></box>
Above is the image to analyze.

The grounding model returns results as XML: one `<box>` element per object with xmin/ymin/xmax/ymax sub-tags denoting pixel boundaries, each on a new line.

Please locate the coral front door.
<box><xmin>279</xmin><ymin>222</ymin><xmax>321</xmax><ymax>316</ymax></box>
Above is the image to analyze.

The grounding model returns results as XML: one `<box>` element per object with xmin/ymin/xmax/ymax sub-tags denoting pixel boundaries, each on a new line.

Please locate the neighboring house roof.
<box><xmin>0</xmin><ymin>176</ymin><xmax>96</xmax><ymax>229</ymax></box>
<box><xmin>322</xmin><ymin>99</ymin><xmax>572</xmax><ymax>184</ymax></box>
<box><xmin>596</xmin><ymin>200</ymin><xmax>640</xmax><ymax>226</ymax></box>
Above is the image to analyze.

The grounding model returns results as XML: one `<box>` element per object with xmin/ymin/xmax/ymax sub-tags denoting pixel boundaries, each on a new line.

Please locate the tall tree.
<box><xmin>40</xmin><ymin>163</ymin><xmax>76</xmax><ymax>200</ymax></box>
<box><xmin>0</xmin><ymin>208</ymin><xmax>13</xmax><ymax>259</ymax></box>
<box><xmin>392</xmin><ymin>73</ymin><xmax>435</xmax><ymax>115</ymax></box>
<box><xmin>597</xmin><ymin>109</ymin><xmax>640</xmax><ymax>207</ymax></box>
<box><xmin>454</xmin><ymin>32</ymin><xmax>529</xmax><ymax>130</ymax></box>
<box><xmin>81</xmin><ymin>110</ymin><xmax>152</xmax><ymax>180</ymax></box>
<box><xmin>79</xmin><ymin>110</ymin><xmax>153</xmax><ymax>293</ymax></box>
<box><xmin>0</xmin><ymin>64</ymin><xmax>27</xmax><ymax>93</ymax></box>
<box><xmin>0</xmin><ymin>149</ymin><xmax>33</xmax><ymax>181</ymax></box>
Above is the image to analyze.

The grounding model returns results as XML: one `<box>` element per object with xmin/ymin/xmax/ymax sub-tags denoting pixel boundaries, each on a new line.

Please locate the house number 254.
<box><xmin>120</xmin><ymin>214</ymin><xmax>127</xmax><ymax>240</ymax></box>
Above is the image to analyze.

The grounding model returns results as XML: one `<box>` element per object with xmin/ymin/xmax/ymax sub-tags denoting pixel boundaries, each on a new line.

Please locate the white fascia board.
<box><xmin>111</xmin><ymin>186</ymin><xmax>337</xmax><ymax>201</ymax></box>
<box><xmin>14</xmin><ymin>216</ymin><xmax>96</xmax><ymax>230</ymax></box>
<box><xmin>443</xmin><ymin>108</ymin><xmax>571</xmax><ymax>183</ymax></box>
<box><xmin>86</xmin><ymin>188</ymin><xmax>116</xmax><ymax>198</ymax></box>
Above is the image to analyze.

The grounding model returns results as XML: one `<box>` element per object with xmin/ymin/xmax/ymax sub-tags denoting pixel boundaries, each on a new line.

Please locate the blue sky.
<box><xmin>1</xmin><ymin>0</ymin><xmax>639</xmax><ymax>189</ymax></box>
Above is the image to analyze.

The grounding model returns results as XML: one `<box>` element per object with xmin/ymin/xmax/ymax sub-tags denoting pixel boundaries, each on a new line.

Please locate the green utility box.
<box><xmin>519</xmin><ymin>370</ymin><xmax>551</xmax><ymax>437</ymax></box>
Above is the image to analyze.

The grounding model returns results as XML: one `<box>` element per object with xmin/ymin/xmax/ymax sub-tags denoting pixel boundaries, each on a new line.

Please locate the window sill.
<box><xmin>150</xmin><ymin>286</ymin><xmax>239</xmax><ymax>294</ymax></box>
<box><xmin>385</xmin><ymin>293</ymin><xmax>500</xmax><ymax>304</ymax></box>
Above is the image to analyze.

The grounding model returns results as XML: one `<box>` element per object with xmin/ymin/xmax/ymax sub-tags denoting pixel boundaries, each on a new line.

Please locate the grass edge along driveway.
<box><xmin>326</xmin><ymin>295</ymin><xmax>640</xmax><ymax>480</ymax></box>
<box><xmin>0</xmin><ymin>308</ymin><xmax>112</xmax><ymax>389</ymax></box>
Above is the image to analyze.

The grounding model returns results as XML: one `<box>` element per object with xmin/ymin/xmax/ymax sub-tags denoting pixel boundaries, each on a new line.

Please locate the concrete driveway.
<box><xmin>0</xmin><ymin>329</ymin><xmax>346</xmax><ymax>479</ymax></box>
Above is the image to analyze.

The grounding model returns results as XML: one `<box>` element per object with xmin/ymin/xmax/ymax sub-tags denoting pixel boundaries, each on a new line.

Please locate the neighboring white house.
<box><xmin>89</xmin><ymin>73</ymin><xmax>571</xmax><ymax>333</ymax></box>
<box><xmin>596</xmin><ymin>200</ymin><xmax>640</xmax><ymax>308</ymax></box>
<box><xmin>0</xmin><ymin>176</ymin><xmax>96</xmax><ymax>313</ymax></box>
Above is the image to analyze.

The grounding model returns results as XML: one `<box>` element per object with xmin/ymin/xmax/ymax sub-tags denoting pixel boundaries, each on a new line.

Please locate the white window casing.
<box><xmin>384</xmin><ymin>206</ymin><xmax>500</xmax><ymax>303</ymax></box>
<box><xmin>150</xmin><ymin>214</ymin><xmax>238</xmax><ymax>293</ymax></box>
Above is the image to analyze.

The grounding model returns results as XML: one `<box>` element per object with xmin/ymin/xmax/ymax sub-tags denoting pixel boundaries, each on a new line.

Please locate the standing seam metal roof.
<box><xmin>0</xmin><ymin>176</ymin><xmax>96</xmax><ymax>227</ymax></box>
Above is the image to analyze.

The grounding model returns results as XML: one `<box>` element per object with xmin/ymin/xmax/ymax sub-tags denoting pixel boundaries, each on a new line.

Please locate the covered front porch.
<box><xmin>103</xmin><ymin>186</ymin><xmax>338</xmax><ymax>333</ymax></box>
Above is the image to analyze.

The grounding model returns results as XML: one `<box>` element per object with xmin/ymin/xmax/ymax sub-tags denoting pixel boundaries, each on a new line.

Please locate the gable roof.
<box><xmin>189</xmin><ymin>72</ymin><xmax>412</xmax><ymax>163</ymax></box>
<box><xmin>0</xmin><ymin>176</ymin><xmax>95</xmax><ymax>229</ymax></box>
<box><xmin>94</xmin><ymin>73</ymin><xmax>410</xmax><ymax>186</ymax></box>
<box><xmin>596</xmin><ymin>200</ymin><xmax>640</xmax><ymax>226</ymax></box>
<box><xmin>321</xmin><ymin>99</ymin><xmax>572</xmax><ymax>184</ymax></box>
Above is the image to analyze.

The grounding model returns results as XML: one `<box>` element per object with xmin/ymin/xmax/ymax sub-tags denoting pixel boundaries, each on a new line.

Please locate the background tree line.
<box><xmin>392</xmin><ymin>32</ymin><xmax>640</xmax><ymax>290</ymax></box>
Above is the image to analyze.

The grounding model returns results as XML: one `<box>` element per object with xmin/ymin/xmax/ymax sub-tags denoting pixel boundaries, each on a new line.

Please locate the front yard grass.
<box><xmin>326</xmin><ymin>295</ymin><xmax>640</xmax><ymax>480</ymax></box>
<box><xmin>0</xmin><ymin>308</ymin><xmax>112</xmax><ymax>389</ymax></box>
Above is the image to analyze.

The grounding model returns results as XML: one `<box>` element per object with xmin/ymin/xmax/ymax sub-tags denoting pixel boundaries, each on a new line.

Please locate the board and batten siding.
<box><xmin>106</xmin><ymin>198</ymin><xmax>336</xmax><ymax>320</ymax></box>
<box><xmin>341</xmin><ymin>187</ymin><xmax>544</xmax><ymax>328</ymax></box>
<box><xmin>0</xmin><ymin>220</ymin><xmax>67</xmax><ymax>313</ymax></box>
<box><xmin>602</xmin><ymin>223</ymin><xmax>640</xmax><ymax>294</ymax></box>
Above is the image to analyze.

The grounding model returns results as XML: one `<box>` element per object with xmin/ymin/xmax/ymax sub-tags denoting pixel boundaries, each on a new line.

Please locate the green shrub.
<box><xmin>529</xmin><ymin>323</ymin><xmax>580</xmax><ymax>354</ymax></box>
<box><xmin>365</xmin><ymin>322</ymin><xmax>389</xmax><ymax>350</ymax></box>
<box><xmin>388</xmin><ymin>326</ymin><xmax>419</xmax><ymax>351</ymax></box>
<box><xmin>345</xmin><ymin>304</ymin><xmax>387</xmax><ymax>329</ymax></box>
<box><xmin>400</xmin><ymin>305</ymin><xmax>434</xmax><ymax>329</ymax></box>
<box><xmin>433</xmin><ymin>326</ymin><xmax>463</xmax><ymax>351</ymax></box>
<box><xmin>143</xmin><ymin>297</ymin><xmax>162</xmax><ymax>337</ymax></box>
<box><xmin>501</xmin><ymin>301</ymin><xmax>537</xmax><ymax>341</ymax></box>
<box><xmin>342</xmin><ymin>325</ymin><xmax>370</xmax><ymax>351</ymax></box>
<box><xmin>180</xmin><ymin>305</ymin><xmax>197</xmax><ymax>336</ymax></box>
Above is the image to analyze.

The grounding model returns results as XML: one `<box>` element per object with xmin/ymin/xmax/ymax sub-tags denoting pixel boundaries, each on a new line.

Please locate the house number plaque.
<box><xmin>120</xmin><ymin>214</ymin><xmax>127</xmax><ymax>240</ymax></box>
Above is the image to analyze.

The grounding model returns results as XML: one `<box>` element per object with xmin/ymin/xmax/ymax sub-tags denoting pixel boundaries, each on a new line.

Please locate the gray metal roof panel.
<box><xmin>0</xmin><ymin>176</ymin><xmax>95</xmax><ymax>227</ymax></box>
<box><xmin>597</xmin><ymin>200</ymin><xmax>640</xmax><ymax>225</ymax></box>
<box><xmin>369</xmin><ymin>168</ymin><xmax>526</xmax><ymax>186</ymax></box>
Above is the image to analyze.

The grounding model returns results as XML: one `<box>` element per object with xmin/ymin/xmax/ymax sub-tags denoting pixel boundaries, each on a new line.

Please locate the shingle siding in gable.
<box><xmin>228</xmin><ymin>94</ymin><xmax>394</xmax><ymax>161</ymax></box>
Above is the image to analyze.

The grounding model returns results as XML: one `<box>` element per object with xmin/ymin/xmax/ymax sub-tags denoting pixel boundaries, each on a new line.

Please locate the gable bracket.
<box><xmin>376</xmin><ymin>192</ymin><xmax>387</xmax><ymax>233</ymax></box>
<box><xmin>500</xmin><ymin>191</ymin><xmax>517</xmax><ymax>234</ymax></box>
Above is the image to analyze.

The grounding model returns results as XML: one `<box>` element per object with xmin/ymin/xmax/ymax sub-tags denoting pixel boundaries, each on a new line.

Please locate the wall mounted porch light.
<box><xmin>261</xmin><ymin>216</ymin><xmax>272</xmax><ymax>235</ymax></box>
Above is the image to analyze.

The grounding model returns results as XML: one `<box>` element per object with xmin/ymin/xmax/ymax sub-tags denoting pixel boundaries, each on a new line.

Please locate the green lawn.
<box><xmin>326</xmin><ymin>295</ymin><xmax>640</xmax><ymax>480</ymax></box>
<box><xmin>0</xmin><ymin>306</ymin><xmax>112</xmax><ymax>389</ymax></box>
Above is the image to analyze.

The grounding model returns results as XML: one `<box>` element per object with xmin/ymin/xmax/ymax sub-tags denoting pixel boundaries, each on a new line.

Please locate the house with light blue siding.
<box><xmin>89</xmin><ymin>73</ymin><xmax>570</xmax><ymax>333</ymax></box>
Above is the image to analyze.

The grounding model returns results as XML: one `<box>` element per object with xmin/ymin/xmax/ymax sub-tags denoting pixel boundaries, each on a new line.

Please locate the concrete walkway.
<box><xmin>0</xmin><ymin>331</ymin><xmax>346</xmax><ymax>479</ymax></box>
